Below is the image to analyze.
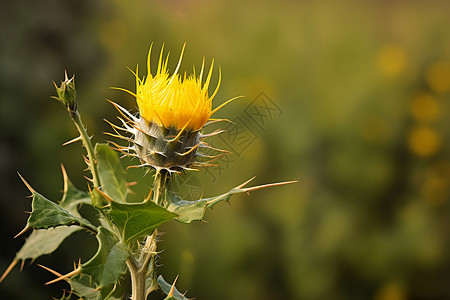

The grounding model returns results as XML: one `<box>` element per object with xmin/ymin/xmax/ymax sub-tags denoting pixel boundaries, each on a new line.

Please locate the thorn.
<box><xmin>235</xmin><ymin>177</ymin><xmax>256</xmax><ymax>190</ymax></box>
<box><xmin>168</xmin><ymin>275</ymin><xmax>179</xmax><ymax>297</ymax></box>
<box><xmin>0</xmin><ymin>260</ymin><xmax>19</xmax><ymax>283</ymax></box>
<box><xmin>38</xmin><ymin>264</ymin><xmax>63</xmax><ymax>278</ymax></box>
<box><xmin>14</xmin><ymin>227</ymin><xmax>29</xmax><ymax>239</ymax></box>
<box><xmin>60</xmin><ymin>163</ymin><xmax>68</xmax><ymax>183</ymax></box>
<box><xmin>94</xmin><ymin>188</ymin><xmax>114</xmax><ymax>203</ymax></box>
<box><xmin>83</xmin><ymin>155</ymin><xmax>90</xmax><ymax>166</ymax></box>
<box><xmin>43</xmin><ymin>265</ymin><xmax>81</xmax><ymax>285</ymax></box>
<box><xmin>17</xmin><ymin>173</ymin><xmax>35</xmax><ymax>193</ymax></box>
<box><xmin>62</xmin><ymin>135</ymin><xmax>82</xmax><ymax>146</ymax></box>
<box><xmin>242</xmin><ymin>180</ymin><xmax>299</xmax><ymax>193</ymax></box>
<box><xmin>145</xmin><ymin>189</ymin><xmax>153</xmax><ymax>202</ymax></box>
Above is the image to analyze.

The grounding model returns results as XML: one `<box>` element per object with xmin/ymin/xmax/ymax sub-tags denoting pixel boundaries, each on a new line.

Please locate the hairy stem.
<box><xmin>71</xmin><ymin>110</ymin><xmax>101</xmax><ymax>188</ymax></box>
<box><xmin>127</xmin><ymin>258</ymin><xmax>146</xmax><ymax>300</ymax></box>
<box><xmin>128</xmin><ymin>171</ymin><xmax>168</xmax><ymax>300</ymax></box>
<box><xmin>152</xmin><ymin>170</ymin><xmax>168</xmax><ymax>206</ymax></box>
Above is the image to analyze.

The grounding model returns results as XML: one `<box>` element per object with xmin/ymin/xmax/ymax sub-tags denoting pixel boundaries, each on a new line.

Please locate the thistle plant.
<box><xmin>1</xmin><ymin>44</ymin><xmax>294</xmax><ymax>300</ymax></box>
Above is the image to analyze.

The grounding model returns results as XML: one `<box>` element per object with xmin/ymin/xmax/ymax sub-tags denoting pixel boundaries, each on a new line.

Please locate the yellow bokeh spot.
<box><xmin>377</xmin><ymin>45</ymin><xmax>408</xmax><ymax>76</ymax></box>
<box><xmin>426</xmin><ymin>61</ymin><xmax>450</xmax><ymax>93</ymax></box>
<box><xmin>407</xmin><ymin>126</ymin><xmax>441</xmax><ymax>157</ymax></box>
<box><xmin>410</xmin><ymin>93</ymin><xmax>439</xmax><ymax>122</ymax></box>
<box><xmin>374</xmin><ymin>283</ymin><xmax>405</xmax><ymax>300</ymax></box>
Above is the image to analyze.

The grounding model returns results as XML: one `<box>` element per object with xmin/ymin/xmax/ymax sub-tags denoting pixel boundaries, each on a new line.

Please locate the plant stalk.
<box><xmin>152</xmin><ymin>170</ymin><xmax>168</xmax><ymax>206</ymax></box>
<box><xmin>127</xmin><ymin>258</ymin><xmax>147</xmax><ymax>300</ymax></box>
<box><xmin>128</xmin><ymin>170</ymin><xmax>168</xmax><ymax>300</ymax></box>
<box><xmin>71</xmin><ymin>110</ymin><xmax>101</xmax><ymax>188</ymax></box>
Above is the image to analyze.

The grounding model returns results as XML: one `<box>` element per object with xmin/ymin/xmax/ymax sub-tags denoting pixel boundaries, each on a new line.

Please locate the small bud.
<box><xmin>53</xmin><ymin>71</ymin><xmax>77</xmax><ymax>116</ymax></box>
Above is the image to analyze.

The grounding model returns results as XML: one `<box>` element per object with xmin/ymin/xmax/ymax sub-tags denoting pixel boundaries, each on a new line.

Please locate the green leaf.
<box><xmin>59</xmin><ymin>168</ymin><xmax>91</xmax><ymax>212</ymax></box>
<box><xmin>167</xmin><ymin>178</ymin><xmax>295</xmax><ymax>223</ymax></box>
<box><xmin>0</xmin><ymin>172</ymin><xmax>97</xmax><ymax>284</ymax></box>
<box><xmin>166</xmin><ymin>193</ymin><xmax>208</xmax><ymax>223</ymax></box>
<box><xmin>109</xmin><ymin>200</ymin><xmax>177</xmax><ymax>245</ymax></box>
<box><xmin>95</xmin><ymin>143</ymin><xmax>128</xmax><ymax>202</ymax></box>
<box><xmin>82</xmin><ymin>226</ymin><xmax>130</xmax><ymax>287</ymax></box>
<box><xmin>25</xmin><ymin>190</ymin><xmax>97</xmax><ymax>233</ymax></box>
<box><xmin>157</xmin><ymin>275</ymin><xmax>190</xmax><ymax>300</ymax></box>
<box><xmin>15</xmin><ymin>171</ymin><xmax>91</xmax><ymax>262</ymax></box>
<box><xmin>15</xmin><ymin>227</ymin><xmax>80</xmax><ymax>261</ymax></box>
<box><xmin>69</xmin><ymin>274</ymin><xmax>118</xmax><ymax>300</ymax></box>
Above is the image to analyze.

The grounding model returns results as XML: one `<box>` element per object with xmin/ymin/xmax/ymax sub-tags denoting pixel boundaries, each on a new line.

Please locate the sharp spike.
<box><xmin>241</xmin><ymin>180</ymin><xmax>298</xmax><ymax>192</ymax></box>
<box><xmin>37</xmin><ymin>264</ymin><xmax>63</xmax><ymax>278</ymax></box>
<box><xmin>168</xmin><ymin>275</ymin><xmax>179</xmax><ymax>297</ymax></box>
<box><xmin>14</xmin><ymin>227</ymin><xmax>29</xmax><ymax>239</ymax></box>
<box><xmin>0</xmin><ymin>260</ymin><xmax>19</xmax><ymax>283</ymax></box>
<box><xmin>166</xmin><ymin>121</ymin><xmax>190</xmax><ymax>143</ymax></box>
<box><xmin>44</xmin><ymin>267</ymin><xmax>81</xmax><ymax>285</ymax></box>
<box><xmin>175</xmin><ymin>144</ymin><xmax>199</xmax><ymax>156</ymax></box>
<box><xmin>94</xmin><ymin>188</ymin><xmax>115</xmax><ymax>203</ymax></box>
<box><xmin>62</xmin><ymin>135</ymin><xmax>82</xmax><ymax>146</ymax></box>
<box><xmin>17</xmin><ymin>173</ymin><xmax>35</xmax><ymax>194</ymax></box>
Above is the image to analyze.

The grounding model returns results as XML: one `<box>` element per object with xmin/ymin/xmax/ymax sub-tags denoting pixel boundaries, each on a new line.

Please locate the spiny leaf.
<box><xmin>81</xmin><ymin>226</ymin><xmax>130</xmax><ymax>287</ymax></box>
<box><xmin>157</xmin><ymin>275</ymin><xmax>190</xmax><ymax>300</ymax></box>
<box><xmin>25</xmin><ymin>190</ymin><xmax>97</xmax><ymax>233</ymax></box>
<box><xmin>1</xmin><ymin>171</ymin><xmax>94</xmax><ymax>283</ymax></box>
<box><xmin>95</xmin><ymin>143</ymin><xmax>128</xmax><ymax>202</ymax></box>
<box><xmin>59</xmin><ymin>165</ymin><xmax>91</xmax><ymax>212</ymax></box>
<box><xmin>15</xmin><ymin>227</ymin><xmax>80</xmax><ymax>261</ymax></box>
<box><xmin>69</xmin><ymin>273</ymin><xmax>120</xmax><ymax>300</ymax></box>
<box><xmin>167</xmin><ymin>178</ymin><xmax>297</xmax><ymax>223</ymax></box>
<box><xmin>15</xmin><ymin>171</ymin><xmax>91</xmax><ymax>261</ymax></box>
<box><xmin>109</xmin><ymin>200</ymin><xmax>177</xmax><ymax>245</ymax></box>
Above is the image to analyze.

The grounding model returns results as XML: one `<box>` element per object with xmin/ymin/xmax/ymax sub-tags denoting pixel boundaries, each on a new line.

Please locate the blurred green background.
<box><xmin>1</xmin><ymin>0</ymin><xmax>450</xmax><ymax>299</ymax></box>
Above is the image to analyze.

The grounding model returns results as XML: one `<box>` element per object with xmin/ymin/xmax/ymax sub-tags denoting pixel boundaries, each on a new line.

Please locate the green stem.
<box><xmin>71</xmin><ymin>110</ymin><xmax>101</xmax><ymax>188</ymax></box>
<box><xmin>152</xmin><ymin>170</ymin><xmax>168</xmax><ymax>206</ymax></box>
<box><xmin>127</xmin><ymin>258</ymin><xmax>147</xmax><ymax>300</ymax></box>
<box><xmin>128</xmin><ymin>170</ymin><xmax>168</xmax><ymax>300</ymax></box>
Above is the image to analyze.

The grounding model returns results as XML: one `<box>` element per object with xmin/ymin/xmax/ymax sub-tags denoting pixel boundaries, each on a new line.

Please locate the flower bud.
<box><xmin>53</xmin><ymin>71</ymin><xmax>77</xmax><ymax>116</ymax></box>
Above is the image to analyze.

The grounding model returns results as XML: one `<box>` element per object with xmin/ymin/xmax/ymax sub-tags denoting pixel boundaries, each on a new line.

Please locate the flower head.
<box><xmin>136</xmin><ymin>44</ymin><xmax>219</xmax><ymax>131</ymax></box>
<box><xmin>109</xmin><ymin>44</ymin><xmax>236</xmax><ymax>174</ymax></box>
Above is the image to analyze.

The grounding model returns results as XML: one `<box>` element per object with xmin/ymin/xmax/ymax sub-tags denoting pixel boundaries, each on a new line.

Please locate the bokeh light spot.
<box><xmin>410</xmin><ymin>93</ymin><xmax>439</xmax><ymax>122</ymax></box>
<box><xmin>374</xmin><ymin>283</ymin><xmax>405</xmax><ymax>300</ymax></box>
<box><xmin>377</xmin><ymin>45</ymin><xmax>408</xmax><ymax>76</ymax></box>
<box><xmin>407</xmin><ymin>126</ymin><xmax>441</xmax><ymax>157</ymax></box>
<box><xmin>426</xmin><ymin>61</ymin><xmax>450</xmax><ymax>93</ymax></box>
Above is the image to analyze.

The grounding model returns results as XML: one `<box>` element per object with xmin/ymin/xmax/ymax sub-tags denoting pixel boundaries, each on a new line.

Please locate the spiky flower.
<box><xmin>109</xmin><ymin>44</ymin><xmax>235</xmax><ymax>174</ymax></box>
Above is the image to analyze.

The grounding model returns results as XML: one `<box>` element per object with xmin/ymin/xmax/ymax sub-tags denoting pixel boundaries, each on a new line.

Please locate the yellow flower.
<box><xmin>109</xmin><ymin>44</ymin><xmax>236</xmax><ymax>173</ymax></box>
<box><xmin>135</xmin><ymin>44</ymin><xmax>219</xmax><ymax>131</ymax></box>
